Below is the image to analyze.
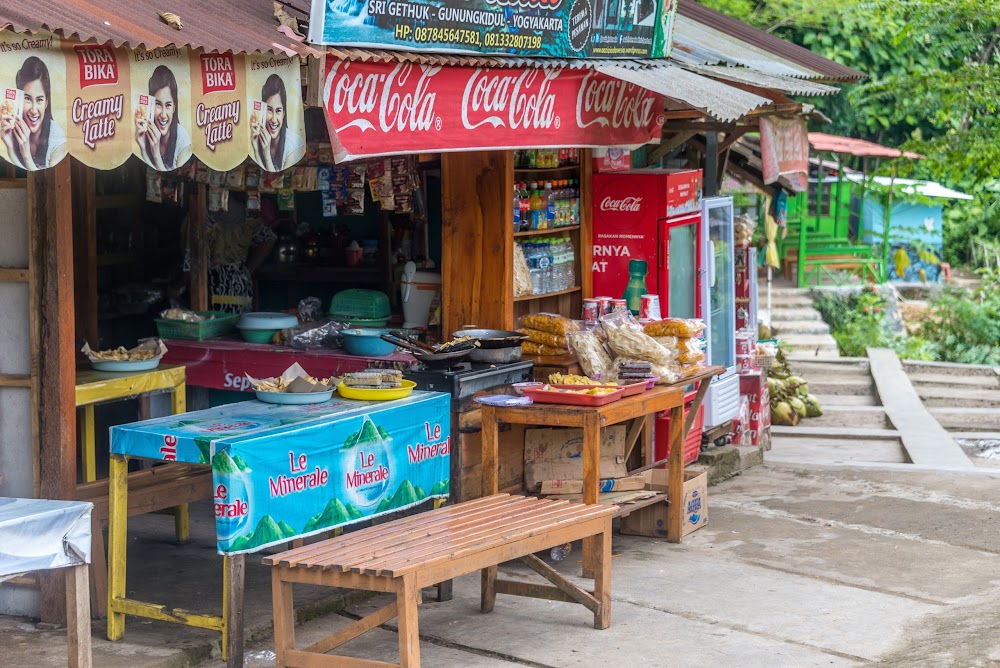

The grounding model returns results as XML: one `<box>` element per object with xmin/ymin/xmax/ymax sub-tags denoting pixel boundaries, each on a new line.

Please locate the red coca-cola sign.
<box><xmin>323</xmin><ymin>59</ymin><xmax>664</xmax><ymax>162</ymax></box>
<box><xmin>600</xmin><ymin>196</ymin><xmax>643</xmax><ymax>212</ymax></box>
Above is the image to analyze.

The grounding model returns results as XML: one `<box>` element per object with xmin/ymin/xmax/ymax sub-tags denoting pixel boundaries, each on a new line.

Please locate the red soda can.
<box><xmin>594</xmin><ymin>296</ymin><xmax>613</xmax><ymax>315</ymax></box>
<box><xmin>639</xmin><ymin>294</ymin><xmax>661</xmax><ymax>319</ymax></box>
<box><xmin>582</xmin><ymin>299</ymin><xmax>601</xmax><ymax>326</ymax></box>
<box><xmin>610</xmin><ymin>298</ymin><xmax>629</xmax><ymax>313</ymax></box>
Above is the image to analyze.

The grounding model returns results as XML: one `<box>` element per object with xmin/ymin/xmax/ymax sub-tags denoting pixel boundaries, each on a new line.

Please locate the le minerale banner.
<box><xmin>0</xmin><ymin>30</ymin><xmax>304</xmax><ymax>173</ymax></box>
<box><xmin>309</xmin><ymin>0</ymin><xmax>677</xmax><ymax>58</ymax></box>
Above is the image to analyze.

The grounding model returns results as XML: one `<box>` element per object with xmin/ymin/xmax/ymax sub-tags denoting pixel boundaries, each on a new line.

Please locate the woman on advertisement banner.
<box><xmin>251</xmin><ymin>73</ymin><xmax>304</xmax><ymax>172</ymax></box>
<box><xmin>1</xmin><ymin>56</ymin><xmax>67</xmax><ymax>171</ymax></box>
<box><xmin>135</xmin><ymin>65</ymin><xmax>192</xmax><ymax>171</ymax></box>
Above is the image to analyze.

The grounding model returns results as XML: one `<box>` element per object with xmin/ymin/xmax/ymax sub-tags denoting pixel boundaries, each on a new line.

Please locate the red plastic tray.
<box><xmin>522</xmin><ymin>385</ymin><xmax>626</xmax><ymax>407</ymax></box>
<box><xmin>549</xmin><ymin>382</ymin><xmax>647</xmax><ymax>398</ymax></box>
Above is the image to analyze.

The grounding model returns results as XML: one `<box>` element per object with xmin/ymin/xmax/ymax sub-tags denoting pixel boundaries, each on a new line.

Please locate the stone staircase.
<box><xmin>766</xmin><ymin>286</ymin><xmax>839</xmax><ymax>358</ymax></box>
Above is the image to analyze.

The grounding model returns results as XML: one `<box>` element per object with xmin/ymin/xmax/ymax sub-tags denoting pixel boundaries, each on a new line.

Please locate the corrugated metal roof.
<box><xmin>691</xmin><ymin>65</ymin><xmax>839</xmax><ymax>97</ymax></box>
<box><xmin>596</xmin><ymin>63</ymin><xmax>772</xmax><ymax>123</ymax></box>
<box><xmin>677</xmin><ymin>0</ymin><xmax>865</xmax><ymax>82</ymax></box>
<box><xmin>809</xmin><ymin>133</ymin><xmax>922</xmax><ymax>159</ymax></box>
<box><xmin>0</xmin><ymin>0</ymin><xmax>316</xmax><ymax>56</ymax></box>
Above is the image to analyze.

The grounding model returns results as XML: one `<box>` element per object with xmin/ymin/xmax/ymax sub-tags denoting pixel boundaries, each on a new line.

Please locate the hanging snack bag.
<box><xmin>520</xmin><ymin>313</ymin><xmax>582</xmax><ymax>336</ymax></box>
<box><xmin>566</xmin><ymin>330</ymin><xmax>613</xmax><ymax>380</ymax></box>
<box><xmin>643</xmin><ymin>318</ymin><xmax>706</xmax><ymax>338</ymax></box>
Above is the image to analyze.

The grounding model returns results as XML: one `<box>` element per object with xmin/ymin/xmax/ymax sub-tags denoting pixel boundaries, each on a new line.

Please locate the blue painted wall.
<box><xmin>856</xmin><ymin>197</ymin><xmax>943</xmax><ymax>283</ymax></box>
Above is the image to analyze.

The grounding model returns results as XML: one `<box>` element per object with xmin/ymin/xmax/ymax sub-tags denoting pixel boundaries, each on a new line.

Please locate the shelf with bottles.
<box><xmin>513</xmin><ymin>178</ymin><xmax>582</xmax><ymax>233</ymax></box>
<box><xmin>514</xmin><ymin>225</ymin><xmax>580</xmax><ymax>238</ymax></box>
<box><xmin>513</xmin><ymin>148</ymin><xmax>582</xmax><ymax>171</ymax></box>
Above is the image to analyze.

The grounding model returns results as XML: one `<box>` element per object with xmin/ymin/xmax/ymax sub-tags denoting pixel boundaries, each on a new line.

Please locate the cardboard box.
<box><xmin>523</xmin><ymin>426</ymin><xmax>627</xmax><ymax>492</ymax></box>
<box><xmin>619</xmin><ymin>469</ymin><xmax>708</xmax><ymax>538</ymax></box>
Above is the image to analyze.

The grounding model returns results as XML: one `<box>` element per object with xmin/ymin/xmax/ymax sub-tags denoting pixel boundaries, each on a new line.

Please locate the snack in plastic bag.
<box><xmin>599</xmin><ymin>308</ymin><xmax>641</xmax><ymax>333</ymax></box>
<box><xmin>518</xmin><ymin>328</ymin><xmax>568</xmax><ymax>349</ymax></box>
<box><xmin>735</xmin><ymin>215</ymin><xmax>756</xmax><ymax>248</ymax></box>
<box><xmin>643</xmin><ymin>318</ymin><xmax>706</xmax><ymax>338</ymax></box>
<box><xmin>297</xmin><ymin>297</ymin><xmax>323</xmax><ymax>322</ymax></box>
<box><xmin>676</xmin><ymin>337</ymin><xmax>706</xmax><ymax>364</ymax></box>
<box><xmin>605</xmin><ymin>326</ymin><xmax>675</xmax><ymax>367</ymax></box>
<box><xmin>522</xmin><ymin>341</ymin><xmax>569</xmax><ymax>356</ymax></box>
<box><xmin>566</xmin><ymin>330</ymin><xmax>613</xmax><ymax>380</ymax></box>
<box><xmin>651</xmin><ymin>335</ymin><xmax>678</xmax><ymax>350</ymax></box>
<box><xmin>513</xmin><ymin>243</ymin><xmax>533</xmax><ymax>298</ymax></box>
<box><xmin>520</xmin><ymin>313</ymin><xmax>582</xmax><ymax>336</ymax></box>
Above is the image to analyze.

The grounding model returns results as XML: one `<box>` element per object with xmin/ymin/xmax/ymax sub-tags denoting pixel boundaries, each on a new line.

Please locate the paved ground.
<box><xmin>6</xmin><ymin>460</ymin><xmax>1000</xmax><ymax>667</ymax></box>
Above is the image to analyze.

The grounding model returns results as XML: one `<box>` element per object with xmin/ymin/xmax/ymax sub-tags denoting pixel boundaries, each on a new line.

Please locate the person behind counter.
<box><xmin>178</xmin><ymin>192</ymin><xmax>276</xmax><ymax>314</ymax></box>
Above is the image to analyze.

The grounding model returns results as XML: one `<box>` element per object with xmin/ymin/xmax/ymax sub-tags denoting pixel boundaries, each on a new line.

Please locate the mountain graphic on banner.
<box><xmin>229</xmin><ymin>516</ymin><xmax>297</xmax><ymax>551</ymax></box>
<box><xmin>430</xmin><ymin>479</ymin><xmax>450</xmax><ymax>497</ymax></box>
<box><xmin>343</xmin><ymin>417</ymin><xmax>390</xmax><ymax>449</ymax></box>
<box><xmin>377</xmin><ymin>480</ymin><xmax>428</xmax><ymax>513</ymax></box>
<box><xmin>212</xmin><ymin>450</ymin><xmax>251</xmax><ymax>473</ymax></box>
<box><xmin>303</xmin><ymin>498</ymin><xmax>364</xmax><ymax>534</ymax></box>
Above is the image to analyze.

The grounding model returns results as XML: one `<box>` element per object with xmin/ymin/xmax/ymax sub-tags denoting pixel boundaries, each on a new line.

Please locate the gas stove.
<box><xmin>403</xmin><ymin>360</ymin><xmax>534</xmax><ymax>400</ymax></box>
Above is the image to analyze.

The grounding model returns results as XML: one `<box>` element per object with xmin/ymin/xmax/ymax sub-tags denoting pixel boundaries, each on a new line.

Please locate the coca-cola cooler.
<box><xmin>591</xmin><ymin>169</ymin><xmax>704</xmax><ymax>318</ymax></box>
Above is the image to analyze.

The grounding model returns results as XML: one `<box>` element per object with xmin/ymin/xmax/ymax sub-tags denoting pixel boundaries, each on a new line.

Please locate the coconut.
<box><xmin>804</xmin><ymin>393</ymin><xmax>823</xmax><ymax>417</ymax></box>
<box><xmin>771</xmin><ymin>401</ymin><xmax>798</xmax><ymax>426</ymax></box>
<box><xmin>789</xmin><ymin>396</ymin><xmax>807</xmax><ymax>418</ymax></box>
<box><xmin>796</xmin><ymin>382</ymin><xmax>810</xmax><ymax>397</ymax></box>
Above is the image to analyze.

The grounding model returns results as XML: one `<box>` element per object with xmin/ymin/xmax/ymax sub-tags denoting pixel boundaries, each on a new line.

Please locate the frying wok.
<box><xmin>452</xmin><ymin>328</ymin><xmax>527</xmax><ymax>349</ymax></box>
<box><xmin>380</xmin><ymin>334</ymin><xmax>472</xmax><ymax>367</ymax></box>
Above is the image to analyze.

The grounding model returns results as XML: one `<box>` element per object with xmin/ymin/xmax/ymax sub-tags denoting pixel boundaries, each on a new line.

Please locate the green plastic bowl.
<box><xmin>239</xmin><ymin>328</ymin><xmax>278</xmax><ymax>344</ymax></box>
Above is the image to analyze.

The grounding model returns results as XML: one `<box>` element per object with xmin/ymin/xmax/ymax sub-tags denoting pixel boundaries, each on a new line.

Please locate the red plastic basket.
<box><xmin>653</xmin><ymin>390</ymin><xmax>704</xmax><ymax>467</ymax></box>
<box><xmin>522</xmin><ymin>386</ymin><xmax>626</xmax><ymax>407</ymax></box>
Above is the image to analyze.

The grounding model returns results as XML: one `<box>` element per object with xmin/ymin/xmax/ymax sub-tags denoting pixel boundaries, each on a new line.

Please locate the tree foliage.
<box><xmin>702</xmin><ymin>0</ymin><xmax>1000</xmax><ymax>265</ymax></box>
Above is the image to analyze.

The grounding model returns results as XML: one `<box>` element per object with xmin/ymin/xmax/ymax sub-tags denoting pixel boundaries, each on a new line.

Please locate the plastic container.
<box><xmin>329</xmin><ymin>289</ymin><xmax>390</xmax><ymax>319</ymax></box>
<box><xmin>339</xmin><ymin>329</ymin><xmax>398</xmax><ymax>356</ymax></box>
<box><xmin>337</xmin><ymin>379</ymin><xmax>416</xmax><ymax>401</ymax></box>
<box><xmin>237</xmin><ymin>312</ymin><xmax>298</xmax><ymax>344</ymax></box>
<box><xmin>549</xmin><ymin>382</ymin><xmax>646</xmax><ymax>398</ymax></box>
<box><xmin>90</xmin><ymin>358</ymin><xmax>162</xmax><ymax>372</ymax></box>
<box><xmin>154</xmin><ymin>311</ymin><xmax>238</xmax><ymax>341</ymax></box>
<box><xmin>654</xmin><ymin>390</ymin><xmax>704</xmax><ymax>467</ymax></box>
<box><xmin>255</xmin><ymin>389</ymin><xmax>334</xmax><ymax>405</ymax></box>
<box><xmin>521</xmin><ymin>386</ymin><xmax>625</xmax><ymax>407</ymax></box>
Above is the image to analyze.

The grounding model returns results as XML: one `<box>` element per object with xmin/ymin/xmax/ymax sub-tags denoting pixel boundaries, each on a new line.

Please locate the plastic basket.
<box><xmin>155</xmin><ymin>311</ymin><xmax>239</xmax><ymax>341</ymax></box>
<box><xmin>329</xmin><ymin>289</ymin><xmax>390</xmax><ymax>319</ymax></box>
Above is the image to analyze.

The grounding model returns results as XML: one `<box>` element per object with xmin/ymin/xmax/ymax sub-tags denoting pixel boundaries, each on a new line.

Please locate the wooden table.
<box><xmin>480</xmin><ymin>367</ymin><xmax>724</xmax><ymax>570</ymax></box>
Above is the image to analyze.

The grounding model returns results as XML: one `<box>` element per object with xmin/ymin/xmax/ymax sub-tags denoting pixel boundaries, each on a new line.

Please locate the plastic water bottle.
<box><xmin>550</xmin><ymin>543</ymin><xmax>571</xmax><ymax>561</ymax></box>
<box><xmin>513</xmin><ymin>183</ymin><xmax>521</xmax><ymax>232</ymax></box>
<box><xmin>544</xmin><ymin>182</ymin><xmax>556</xmax><ymax>229</ymax></box>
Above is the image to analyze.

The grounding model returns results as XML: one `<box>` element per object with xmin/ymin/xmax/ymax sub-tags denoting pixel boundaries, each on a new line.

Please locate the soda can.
<box><xmin>582</xmin><ymin>299</ymin><xmax>601</xmax><ymax>326</ymax></box>
<box><xmin>594</xmin><ymin>296</ymin><xmax>613</xmax><ymax>315</ymax></box>
<box><xmin>639</xmin><ymin>294</ymin><xmax>661</xmax><ymax>320</ymax></box>
<box><xmin>610</xmin><ymin>298</ymin><xmax>629</xmax><ymax>313</ymax></box>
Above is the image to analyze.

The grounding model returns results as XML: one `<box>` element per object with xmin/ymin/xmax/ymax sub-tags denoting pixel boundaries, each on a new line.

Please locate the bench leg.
<box><xmin>435</xmin><ymin>579</ymin><xmax>453</xmax><ymax>602</ymax></box>
<box><xmin>66</xmin><ymin>564</ymin><xmax>92</xmax><ymax>668</ymax></box>
<box><xmin>173</xmin><ymin>504</ymin><xmax>190</xmax><ymax>544</ymax></box>
<box><xmin>480</xmin><ymin>566</ymin><xmax>496</xmax><ymax>614</ymax></box>
<box><xmin>271</xmin><ymin>573</ymin><xmax>295</xmax><ymax>668</ymax></box>
<box><xmin>397</xmin><ymin>574</ymin><xmax>421</xmax><ymax>668</ymax></box>
<box><xmin>89</xmin><ymin>513</ymin><xmax>107</xmax><ymax>618</ymax></box>
<box><xmin>593</xmin><ymin>516</ymin><xmax>612</xmax><ymax>630</ymax></box>
<box><xmin>581</xmin><ymin>413</ymin><xmax>602</xmax><ymax>579</ymax></box>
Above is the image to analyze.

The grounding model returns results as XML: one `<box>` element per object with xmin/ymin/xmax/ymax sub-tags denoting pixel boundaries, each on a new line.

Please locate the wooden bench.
<box><xmin>265</xmin><ymin>494</ymin><xmax>616</xmax><ymax>668</ymax></box>
<box><xmin>76</xmin><ymin>463</ymin><xmax>213</xmax><ymax>616</ymax></box>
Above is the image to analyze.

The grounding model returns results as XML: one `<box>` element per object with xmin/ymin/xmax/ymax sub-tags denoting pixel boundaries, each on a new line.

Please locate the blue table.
<box><xmin>106</xmin><ymin>391</ymin><xmax>451</xmax><ymax>667</ymax></box>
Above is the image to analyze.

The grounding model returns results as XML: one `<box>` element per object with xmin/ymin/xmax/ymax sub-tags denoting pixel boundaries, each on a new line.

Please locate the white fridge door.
<box><xmin>701</xmin><ymin>197</ymin><xmax>737</xmax><ymax>376</ymax></box>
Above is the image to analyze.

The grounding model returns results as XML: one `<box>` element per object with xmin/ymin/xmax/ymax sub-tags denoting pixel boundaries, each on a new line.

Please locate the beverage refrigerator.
<box><xmin>700</xmin><ymin>197</ymin><xmax>741</xmax><ymax>428</ymax></box>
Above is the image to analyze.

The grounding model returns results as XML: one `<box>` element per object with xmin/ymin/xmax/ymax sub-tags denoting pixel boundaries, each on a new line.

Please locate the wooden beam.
<box><xmin>0</xmin><ymin>374</ymin><xmax>32</xmax><ymax>388</ymax></box>
<box><xmin>189</xmin><ymin>184</ymin><xmax>209</xmax><ymax>311</ymax></box>
<box><xmin>71</xmin><ymin>159</ymin><xmax>98</xmax><ymax>355</ymax></box>
<box><xmin>662</xmin><ymin>121</ymin><xmax>742</xmax><ymax>133</ymax></box>
<box><xmin>0</xmin><ymin>267</ymin><xmax>28</xmax><ymax>281</ymax></box>
<box><xmin>719</xmin><ymin>128</ymin><xmax>750</xmax><ymax>152</ymax></box>
<box><xmin>31</xmin><ymin>158</ymin><xmax>76</xmax><ymax>623</ymax></box>
<box><xmin>646</xmin><ymin>131</ymin><xmax>696</xmax><ymax>166</ymax></box>
<box><xmin>305</xmin><ymin>51</ymin><xmax>327</xmax><ymax>108</ymax></box>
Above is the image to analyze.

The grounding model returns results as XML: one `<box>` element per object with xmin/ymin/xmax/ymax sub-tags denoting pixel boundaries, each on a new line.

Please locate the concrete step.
<box><xmin>767</xmin><ymin>436</ymin><xmax>908</xmax><ymax>465</ymax></box>
<box><xmin>770</xmin><ymin>307</ymin><xmax>823</xmax><ymax>321</ymax></box>
<box><xmin>770</xmin><ymin>296</ymin><xmax>816</xmax><ymax>308</ymax></box>
<box><xmin>771</xmin><ymin>425</ymin><xmax>899</xmax><ymax>440</ymax></box>
<box><xmin>908</xmin><ymin>372</ymin><xmax>1000</xmax><ymax>389</ymax></box>
<box><xmin>902</xmin><ymin>360</ymin><xmax>999</xmax><ymax>378</ymax></box>
<box><xmin>812</xmin><ymin>393</ymin><xmax>880</xmax><ymax>407</ymax></box>
<box><xmin>917</xmin><ymin>386</ymin><xmax>1000</xmax><ymax>409</ymax></box>
<box><xmin>789</xmin><ymin>361</ymin><xmax>870</xmax><ymax>378</ymax></box>
<box><xmin>804</xmin><ymin>377</ymin><xmax>875</xmax><ymax>396</ymax></box>
<box><xmin>802</xmin><ymin>406</ymin><xmax>892</xmax><ymax>429</ymax></box>
<box><xmin>931</xmin><ymin>407</ymin><xmax>1000</xmax><ymax>431</ymax></box>
<box><xmin>770</xmin><ymin>319</ymin><xmax>832</xmax><ymax>335</ymax></box>
<box><xmin>770</xmin><ymin>287</ymin><xmax>814</xmax><ymax>298</ymax></box>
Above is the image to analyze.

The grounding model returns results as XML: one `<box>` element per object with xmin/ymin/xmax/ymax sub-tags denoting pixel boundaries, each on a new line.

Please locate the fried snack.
<box><xmin>566</xmin><ymin>330</ymin><xmax>613</xmax><ymax>380</ymax></box>
<box><xmin>438</xmin><ymin>336</ymin><xmax>475</xmax><ymax>352</ymax></box>
<box><xmin>643</xmin><ymin>318</ymin><xmax>706</xmax><ymax>338</ymax></box>
<box><xmin>520</xmin><ymin>313</ymin><xmax>581</xmax><ymax>336</ymax></box>
<box><xmin>539</xmin><ymin>384</ymin><xmax>618</xmax><ymax>396</ymax></box>
<box><xmin>548</xmin><ymin>373</ymin><xmax>602</xmax><ymax>385</ymax></box>
<box><xmin>513</xmin><ymin>243</ymin><xmax>533</xmax><ymax>298</ymax></box>
<box><xmin>90</xmin><ymin>346</ymin><xmax>157</xmax><ymax>361</ymax></box>
<box><xmin>518</xmin><ymin>328</ymin><xmax>567</xmax><ymax>349</ymax></box>
<box><xmin>605</xmin><ymin>327</ymin><xmax>676</xmax><ymax>367</ymax></box>
<box><xmin>521</xmin><ymin>341</ymin><xmax>568</xmax><ymax>356</ymax></box>
<box><xmin>342</xmin><ymin>370</ymin><xmax>401</xmax><ymax>389</ymax></box>
<box><xmin>676</xmin><ymin>337</ymin><xmax>706</xmax><ymax>364</ymax></box>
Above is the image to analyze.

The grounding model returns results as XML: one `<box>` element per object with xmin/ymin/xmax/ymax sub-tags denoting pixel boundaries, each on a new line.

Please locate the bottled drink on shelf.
<box><xmin>544</xmin><ymin>182</ymin><xmax>556</xmax><ymax>228</ymax></box>
<box><xmin>513</xmin><ymin>183</ymin><xmax>521</xmax><ymax>232</ymax></box>
<box><xmin>518</xmin><ymin>183</ymin><xmax>531</xmax><ymax>232</ymax></box>
<box><xmin>529</xmin><ymin>184</ymin><xmax>545</xmax><ymax>230</ymax></box>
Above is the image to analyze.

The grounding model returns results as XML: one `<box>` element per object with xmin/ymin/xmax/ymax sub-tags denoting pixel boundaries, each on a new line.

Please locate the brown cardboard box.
<box><xmin>619</xmin><ymin>469</ymin><xmax>708</xmax><ymax>538</ymax></box>
<box><xmin>523</xmin><ymin>426</ymin><xmax>627</xmax><ymax>492</ymax></box>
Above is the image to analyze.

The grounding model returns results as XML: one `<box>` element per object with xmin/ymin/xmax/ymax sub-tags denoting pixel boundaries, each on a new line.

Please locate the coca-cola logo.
<box><xmin>600</xmin><ymin>196</ymin><xmax>643</xmax><ymax>212</ymax></box>
<box><xmin>325</xmin><ymin>61</ymin><xmax>441</xmax><ymax>134</ymax></box>
<box><xmin>576</xmin><ymin>71</ymin><xmax>663</xmax><ymax>131</ymax></box>
<box><xmin>461</xmin><ymin>68</ymin><xmax>559</xmax><ymax>131</ymax></box>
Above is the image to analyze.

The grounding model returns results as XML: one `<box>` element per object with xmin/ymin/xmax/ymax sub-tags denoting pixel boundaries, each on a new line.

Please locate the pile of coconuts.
<box><xmin>767</xmin><ymin>346</ymin><xmax>823</xmax><ymax>427</ymax></box>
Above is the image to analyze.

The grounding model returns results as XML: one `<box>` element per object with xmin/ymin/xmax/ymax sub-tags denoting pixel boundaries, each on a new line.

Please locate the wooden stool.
<box><xmin>265</xmin><ymin>494</ymin><xmax>615</xmax><ymax>668</ymax></box>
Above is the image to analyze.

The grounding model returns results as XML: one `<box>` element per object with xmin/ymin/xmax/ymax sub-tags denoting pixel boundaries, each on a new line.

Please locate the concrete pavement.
<box><xmin>5</xmin><ymin>461</ymin><xmax>1000</xmax><ymax>667</ymax></box>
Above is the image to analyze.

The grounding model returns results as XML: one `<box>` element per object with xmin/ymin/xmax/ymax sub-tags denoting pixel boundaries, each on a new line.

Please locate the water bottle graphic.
<box><xmin>343</xmin><ymin>416</ymin><xmax>392</xmax><ymax>510</ymax></box>
<box><xmin>212</xmin><ymin>450</ymin><xmax>253</xmax><ymax>541</ymax></box>
<box><xmin>622</xmin><ymin>259</ymin><xmax>649</xmax><ymax>314</ymax></box>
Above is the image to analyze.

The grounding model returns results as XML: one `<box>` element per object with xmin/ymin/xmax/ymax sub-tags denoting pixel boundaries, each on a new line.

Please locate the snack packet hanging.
<box><xmin>643</xmin><ymin>318</ymin><xmax>706</xmax><ymax>338</ymax></box>
<box><xmin>519</xmin><ymin>313</ymin><xmax>582</xmax><ymax>336</ymax></box>
<box><xmin>566</xmin><ymin>330</ymin><xmax>613</xmax><ymax>380</ymax></box>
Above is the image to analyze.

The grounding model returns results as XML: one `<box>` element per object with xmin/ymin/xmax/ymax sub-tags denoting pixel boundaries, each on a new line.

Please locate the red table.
<box><xmin>161</xmin><ymin>339</ymin><xmax>416</xmax><ymax>392</ymax></box>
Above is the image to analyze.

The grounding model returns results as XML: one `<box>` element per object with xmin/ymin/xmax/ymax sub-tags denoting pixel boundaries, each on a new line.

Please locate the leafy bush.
<box><xmin>814</xmin><ymin>286</ymin><xmax>935</xmax><ymax>360</ymax></box>
<box><xmin>917</xmin><ymin>269</ymin><xmax>1000</xmax><ymax>365</ymax></box>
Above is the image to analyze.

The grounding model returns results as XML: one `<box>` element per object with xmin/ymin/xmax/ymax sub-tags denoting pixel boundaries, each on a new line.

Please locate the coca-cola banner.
<box><xmin>0</xmin><ymin>32</ymin><xmax>306</xmax><ymax>173</ymax></box>
<box><xmin>310</xmin><ymin>0</ymin><xmax>676</xmax><ymax>59</ymax></box>
<box><xmin>322</xmin><ymin>59</ymin><xmax>665</xmax><ymax>162</ymax></box>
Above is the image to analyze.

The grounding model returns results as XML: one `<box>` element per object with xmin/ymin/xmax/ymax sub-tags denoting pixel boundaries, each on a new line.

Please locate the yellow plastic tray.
<box><xmin>337</xmin><ymin>379</ymin><xmax>416</xmax><ymax>401</ymax></box>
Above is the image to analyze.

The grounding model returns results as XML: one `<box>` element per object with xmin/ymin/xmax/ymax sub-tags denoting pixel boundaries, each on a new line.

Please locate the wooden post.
<box><xmin>31</xmin><ymin>159</ymin><xmax>77</xmax><ymax>623</ymax></box>
<box><xmin>579</xmin><ymin>148</ymin><xmax>594</xmax><ymax>299</ymax></box>
<box><xmin>223</xmin><ymin>554</ymin><xmax>246</xmax><ymax>668</ymax></box>
<box><xmin>71</xmin><ymin>159</ymin><xmax>98</xmax><ymax>357</ymax></box>
<box><xmin>441</xmin><ymin>150</ymin><xmax>514</xmax><ymax>334</ymax></box>
<box><xmin>66</xmin><ymin>564</ymin><xmax>92</xmax><ymax>668</ymax></box>
<box><xmin>189</xmin><ymin>184</ymin><xmax>209</xmax><ymax>311</ymax></box>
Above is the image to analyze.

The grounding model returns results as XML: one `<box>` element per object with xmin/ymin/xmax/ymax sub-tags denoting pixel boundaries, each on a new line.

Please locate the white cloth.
<box><xmin>0</xmin><ymin>497</ymin><xmax>92</xmax><ymax>581</ymax></box>
<box><xmin>173</xmin><ymin>123</ymin><xmax>191</xmax><ymax>168</ymax></box>
<box><xmin>44</xmin><ymin>120</ymin><xmax>66</xmax><ymax>168</ymax></box>
<box><xmin>280</xmin><ymin>129</ymin><xmax>305</xmax><ymax>170</ymax></box>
